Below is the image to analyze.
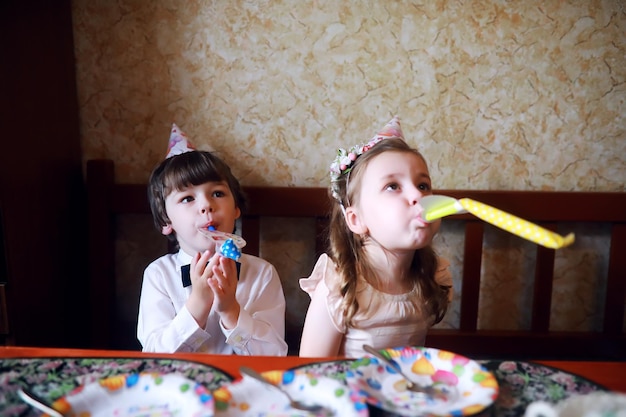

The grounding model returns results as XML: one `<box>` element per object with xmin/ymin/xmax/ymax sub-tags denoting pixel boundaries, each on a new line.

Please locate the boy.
<box><xmin>137</xmin><ymin>124</ymin><xmax>288</xmax><ymax>355</ymax></box>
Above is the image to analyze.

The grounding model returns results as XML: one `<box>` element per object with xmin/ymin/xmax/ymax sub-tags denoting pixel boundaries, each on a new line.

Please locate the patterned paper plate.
<box><xmin>213</xmin><ymin>369</ymin><xmax>369</xmax><ymax>416</ymax></box>
<box><xmin>345</xmin><ymin>346</ymin><xmax>499</xmax><ymax>417</ymax></box>
<box><xmin>50</xmin><ymin>372</ymin><xmax>214</xmax><ymax>417</ymax></box>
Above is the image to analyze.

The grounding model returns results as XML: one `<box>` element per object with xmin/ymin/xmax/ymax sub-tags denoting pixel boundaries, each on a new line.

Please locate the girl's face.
<box><xmin>162</xmin><ymin>181</ymin><xmax>240</xmax><ymax>255</ymax></box>
<box><xmin>346</xmin><ymin>150</ymin><xmax>440</xmax><ymax>252</ymax></box>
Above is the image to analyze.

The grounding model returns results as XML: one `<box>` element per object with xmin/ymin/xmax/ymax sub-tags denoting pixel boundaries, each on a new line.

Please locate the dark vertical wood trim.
<box><xmin>460</xmin><ymin>221</ymin><xmax>483</xmax><ymax>331</ymax></box>
<box><xmin>314</xmin><ymin>218</ymin><xmax>329</xmax><ymax>259</ymax></box>
<box><xmin>242</xmin><ymin>217</ymin><xmax>261</xmax><ymax>257</ymax></box>
<box><xmin>87</xmin><ymin>159</ymin><xmax>115</xmax><ymax>348</ymax></box>
<box><xmin>532</xmin><ymin>223</ymin><xmax>557</xmax><ymax>332</ymax></box>
<box><xmin>0</xmin><ymin>284</ymin><xmax>8</xmax><ymax>335</ymax></box>
<box><xmin>604</xmin><ymin>223</ymin><xmax>626</xmax><ymax>334</ymax></box>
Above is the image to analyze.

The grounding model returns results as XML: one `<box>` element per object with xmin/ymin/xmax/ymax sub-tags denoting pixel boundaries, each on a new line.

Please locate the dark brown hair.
<box><xmin>148</xmin><ymin>151</ymin><xmax>247</xmax><ymax>248</ymax></box>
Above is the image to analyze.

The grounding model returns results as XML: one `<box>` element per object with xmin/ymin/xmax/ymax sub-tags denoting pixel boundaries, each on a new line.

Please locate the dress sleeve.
<box><xmin>299</xmin><ymin>253</ymin><xmax>346</xmax><ymax>332</ymax></box>
<box><xmin>435</xmin><ymin>257</ymin><xmax>454</xmax><ymax>302</ymax></box>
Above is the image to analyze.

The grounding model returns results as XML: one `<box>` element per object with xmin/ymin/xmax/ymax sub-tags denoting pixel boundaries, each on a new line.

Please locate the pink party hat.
<box><xmin>166</xmin><ymin>123</ymin><xmax>196</xmax><ymax>158</ymax></box>
<box><xmin>330</xmin><ymin>115</ymin><xmax>406</xmax><ymax>186</ymax></box>
<box><xmin>371</xmin><ymin>115</ymin><xmax>404</xmax><ymax>142</ymax></box>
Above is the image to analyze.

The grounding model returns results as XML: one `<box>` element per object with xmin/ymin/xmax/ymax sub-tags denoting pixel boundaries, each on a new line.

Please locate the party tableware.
<box><xmin>213</xmin><ymin>368</ymin><xmax>369</xmax><ymax>417</ymax></box>
<box><xmin>363</xmin><ymin>344</ymin><xmax>446</xmax><ymax>399</ymax></box>
<box><xmin>240</xmin><ymin>366</ymin><xmax>335</xmax><ymax>415</ymax></box>
<box><xmin>48</xmin><ymin>372</ymin><xmax>215</xmax><ymax>417</ymax></box>
<box><xmin>18</xmin><ymin>388</ymin><xmax>65</xmax><ymax>417</ymax></box>
<box><xmin>346</xmin><ymin>346</ymin><xmax>498</xmax><ymax>417</ymax></box>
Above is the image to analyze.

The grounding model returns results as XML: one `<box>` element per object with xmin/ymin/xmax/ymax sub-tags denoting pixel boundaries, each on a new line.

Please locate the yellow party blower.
<box><xmin>420</xmin><ymin>195</ymin><xmax>575</xmax><ymax>249</ymax></box>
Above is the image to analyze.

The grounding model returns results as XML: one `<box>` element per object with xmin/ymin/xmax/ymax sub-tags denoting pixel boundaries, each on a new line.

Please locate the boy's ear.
<box><xmin>161</xmin><ymin>223</ymin><xmax>173</xmax><ymax>235</ymax></box>
<box><xmin>344</xmin><ymin>206</ymin><xmax>368</xmax><ymax>235</ymax></box>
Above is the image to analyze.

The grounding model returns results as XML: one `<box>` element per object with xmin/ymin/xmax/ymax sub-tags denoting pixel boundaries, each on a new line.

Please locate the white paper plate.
<box><xmin>345</xmin><ymin>346</ymin><xmax>499</xmax><ymax>416</ymax></box>
<box><xmin>213</xmin><ymin>369</ymin><xmax>369</xmax><ymax>416</ymax></box>
<box><xmin>51</xmin><ymin>372</ymin><xmax>214</xmax><ymax>417</ymax></box>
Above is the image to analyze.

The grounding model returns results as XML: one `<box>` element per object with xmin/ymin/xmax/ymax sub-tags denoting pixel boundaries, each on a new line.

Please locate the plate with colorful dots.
<box><xmin>345</xmin><ymin>346</ymin><xmax>499</xmax><ymax>416</ymax></box>
<box><xmin>213</xmin><ymin>369</ymin><xmax>369</xmax><ymax>416</ymax></box>
<box><xmin>49</xmin><ymin>372</ymin><xmax>214</xmax><ymax>417</ymax></box>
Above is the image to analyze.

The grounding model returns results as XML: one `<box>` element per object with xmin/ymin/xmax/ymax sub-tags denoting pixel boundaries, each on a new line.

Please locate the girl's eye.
<box><xmin>180</xmin><ymin>196</ymin><xmax>194</xmax><ymax>203</ymax></box>
<box><xmin>418</xmin><ymin>182</ymin><xmax>432</xmax><ymax>192</ymax></box>
<box><xmin>212</xmin><ymin>190</ymin><xmax>226</xmax><ymax>198</ymax></box>
<box><xmin>385</xmin><ymin>183</ymin><xmax>400</xmax><ymax>191</ymax></box>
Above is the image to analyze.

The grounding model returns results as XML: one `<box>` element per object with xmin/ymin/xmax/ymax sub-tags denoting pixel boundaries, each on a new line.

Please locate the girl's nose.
<box><xmin>409</xmin><ymin>186</ymin><xmax>422</xmax><ymax>205</ymax></box>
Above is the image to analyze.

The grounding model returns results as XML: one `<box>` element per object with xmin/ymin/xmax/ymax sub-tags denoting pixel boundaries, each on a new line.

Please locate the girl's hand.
<box><xmin>185</xmin><ymin>250</ymin><xmax>215</xmax><ymax>327</ymax></box>
<box><xmin>207</xmin><ymin>256</ymin><xmax>240</xmax><ymax>330</ymax></box>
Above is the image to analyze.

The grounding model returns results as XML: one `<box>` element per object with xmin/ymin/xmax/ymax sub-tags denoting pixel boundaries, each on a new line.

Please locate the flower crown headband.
<box><xmin>329</xmin><ymin>115</ymin><xmax>404</xmax><ymax>201</ymax></box>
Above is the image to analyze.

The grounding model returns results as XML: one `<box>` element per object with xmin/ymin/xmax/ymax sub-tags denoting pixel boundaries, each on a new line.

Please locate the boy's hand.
<box><xmin>207</xmin><ymin>256</ymin><xmax>240</xmax><ymax>330</ymax></box>
<box><xmin>185</xmin><ymin>250</ymin><xmax>215</xmax><ymax>327</ymax></box>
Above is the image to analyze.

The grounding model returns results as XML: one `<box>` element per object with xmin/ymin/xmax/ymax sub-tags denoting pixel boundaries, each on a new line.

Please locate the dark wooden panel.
<box><xmin>0</xmin><ymin>0</ymin><xmax>85</xmax><ymax>347</ymax></box>
<box><xmin>459</xmin><ymin>221</ymin><xmax>483</xmax><ymax>332</ymax></box>
<box><xmin>87</xmin><ymin>159</ymin><xmax>115</xmax><ymax>348</ymax></box>
<box><xmin>604</xmin><ymin>223</ymin><xmax>626</xmax><ymax>334</ymax></box>
<box><xmin>426</xmin><ymin>329</ymin><xmax>626</xmax><ymax>360</ymax></box>
<box><xmin>241</xmin><ymin>217</ymin><xmax>261</xmax><ymax>257</ymax></box>
<box><xmin>244</xmin><ymin>187</ymin><xmax>331</xmax><ymax>217</ymax></box>
<box><xmin>85</xmin><ymin>159</ymin><xmax>626</xmax><ymax>357</ymax></box>
<box><xmin>0</xmin><ymin>284</ymin><xmax>8</xmax><ymax>335</ymax></box>
<box><xmin>531</xmin><ymin>223</ymin><xmax>557</xmax><ymax>332</ymax></box>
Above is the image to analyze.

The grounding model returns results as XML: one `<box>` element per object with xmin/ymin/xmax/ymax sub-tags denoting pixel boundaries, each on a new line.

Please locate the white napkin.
<box><xmin>524</xmin><ymin>392</ymin><xmax>626</xmax><ymax>417</ymax></box>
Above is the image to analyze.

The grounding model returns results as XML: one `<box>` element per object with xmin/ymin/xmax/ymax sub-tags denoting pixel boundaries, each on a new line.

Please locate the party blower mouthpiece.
<box><xmin>199</xmin><ymin>226</ymin><xmax>247</xmax><ymax>261</ymax></box>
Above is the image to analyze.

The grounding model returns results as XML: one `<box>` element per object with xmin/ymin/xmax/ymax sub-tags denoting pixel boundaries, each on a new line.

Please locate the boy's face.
<box><xmin>162</xmin><ymin>180</ymin><xmax>241</xmax><ymax>255</ymax></box>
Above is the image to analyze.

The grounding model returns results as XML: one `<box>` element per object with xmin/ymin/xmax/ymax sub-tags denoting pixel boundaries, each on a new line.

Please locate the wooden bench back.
<box><xmin>87</xmin><ymin>159</ymin><xmax>626</xmax><ymax>359</ymax></box>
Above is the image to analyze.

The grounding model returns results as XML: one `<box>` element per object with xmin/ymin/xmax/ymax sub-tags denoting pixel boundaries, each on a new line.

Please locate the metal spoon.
<box><xmin>239</xmin><ymin>366</ymin><xmax>335</xmax><ymax>416</ymax></box>
<box><xmin>17</xmin><ymin>388</ymin><xmax>65</xmax><ymax>417</ymax></box>
<box><xmin>363</xmin><ymin>344</ymin><xmax>446</xmax><ymax>399</ymax></box>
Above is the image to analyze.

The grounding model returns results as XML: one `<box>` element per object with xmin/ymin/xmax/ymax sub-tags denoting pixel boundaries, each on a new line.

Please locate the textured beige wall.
<box><xmin>72</xmin><ymin>0</ymin><xmax>625</xmax><ymax>190</ymax></box>
<box><xmin>71</xmin><ymin>1</ymin><xmax>626</xmax><ymax>352</ymax></box>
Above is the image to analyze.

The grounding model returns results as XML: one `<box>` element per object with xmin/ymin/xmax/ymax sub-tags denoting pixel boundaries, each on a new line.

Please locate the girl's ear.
<box><xmin>161</xmin><ymin>223</ymin><xmax>173</xmax><ymax>235</ymax></box>
<box><xmin>344</xmin><ymin>206</ymin><xmax>368</xmax><ymax>235</ymax></box>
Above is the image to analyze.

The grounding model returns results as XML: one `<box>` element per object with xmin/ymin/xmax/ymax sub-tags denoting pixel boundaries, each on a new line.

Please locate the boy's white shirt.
<box><xmin>137</xmin><ymin>249</ymin><xmax>288</xmax><ymax>356</ymax></box>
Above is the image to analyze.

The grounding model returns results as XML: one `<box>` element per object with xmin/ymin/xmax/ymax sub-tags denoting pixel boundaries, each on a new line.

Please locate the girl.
<box><xmin>299</xmin><ymin>116</ymin><xmax>452</xmax><ymax>358</ymax></box>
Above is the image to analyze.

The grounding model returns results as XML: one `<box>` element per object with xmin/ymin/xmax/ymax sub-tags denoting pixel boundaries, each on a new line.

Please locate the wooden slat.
<box><xmin>112</xmin><ymin>184</ymin><xmax>150</xmax><ymax>213</ymax></box>
<box><xmin>0</xmin><ymin>284</ymin><xmax>8</xmax><ymax>335</ymax></box>
<box><xmin>439</xmin><ymin>190</ymin><xmax>626</xmax><ymax>222</ymax></box>
<box><xmin>604</xmin><ymin>223</ymin><xmax>626</xmax><ymax>334</ymax></box>
<box><xmin>86</xmin><ymin>159</ymin><xmax>115</xmax><ymax>348</ymax></box>
<box><xmin>85</xmin><ymin>159</ymin><xmax>626</xmax><ymax>357</ymax></box>
<box><xmin>531</xmin><ymin>223</ymin><xmax>557</xmax><ymax>332</ymax></box>
<box><xmin>243</xmin><ymin>186</ymin><xmax>331</xmax><ymax>217</ymax></box>
<box><xmin>459</xmin><ymin>221</ymin><xmax>483</xmax><ymax>331</ymax></box>
<box><xmin>241</xmin><ymin>217</ymin><xmax>261</xmax><ymax>257</ymax></box>
<box><xmin>426</xmin><ymin>329</ymin><xmax>626</xmax><ymax>359</ymax></box>
<box><xmin>315</xmin><ymin>218</ymin><xmax>329</xmax><ymax>259</ymax></box>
